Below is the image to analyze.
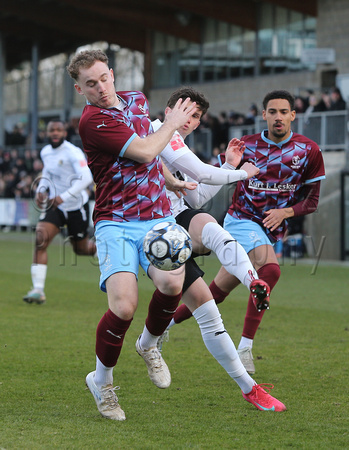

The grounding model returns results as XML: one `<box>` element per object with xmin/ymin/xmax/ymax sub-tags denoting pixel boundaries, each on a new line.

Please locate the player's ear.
<box><xmin>110</xmin><ymin>68</ymin><xmax>115</xmax><ymax>82</ymax></box>
<box><xmin>165</xmin><ymin>106</ymin><xmax>172</xmax><ymax>115</ymax></box>
<box><xmin>74</xmin><ymin>83</ymin><xmax>83</xmax><ymax>96</ymax></box>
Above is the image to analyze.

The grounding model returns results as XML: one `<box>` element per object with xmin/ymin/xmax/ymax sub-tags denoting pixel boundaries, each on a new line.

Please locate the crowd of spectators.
<box><xmin>0</xmin><ymin>118</ymin><xmax>82</xmax><ymax>200</ymax></box>
<box><xmin>0</xmin><ymin>146</ymin><xmax>43</xmax><ymax>199</ymax></box>
<box><xmin>294</xmin><ymin>87</ymin><xmax>347</xmax><ymax>115</ymax></box>
<box><xmin>1</xmin><ymin>86</ymin><xmax>347</xmax><ymax>200</ymax></box>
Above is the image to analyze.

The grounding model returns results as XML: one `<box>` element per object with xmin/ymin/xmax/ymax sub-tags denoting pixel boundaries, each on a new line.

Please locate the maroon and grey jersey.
<box><xmin>228</xmin><ymin>130</ymin><xmax>325</xmax><ymax>242</ymax></box>
<box><xmin>79</xmin><ymin>91</ymin><xmax>172</xmax><ymax>225</ymax></box>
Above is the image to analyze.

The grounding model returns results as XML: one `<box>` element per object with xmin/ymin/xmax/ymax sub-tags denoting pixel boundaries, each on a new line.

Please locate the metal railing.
<box><xmin>187</xmin><ymin>109</ymin><xmax>349</xmax><ymax>163</ymax></box>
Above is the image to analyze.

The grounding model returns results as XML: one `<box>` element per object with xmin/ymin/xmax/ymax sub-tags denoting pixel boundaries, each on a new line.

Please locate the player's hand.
<box><xmin>262</xmin><ymin>208</ymin><xmax>293</xmax><ymax>231</ymax></box>
<box><xmin>52</xmin><ymin>195</ymin><xmax>63</xmax><ymax>209</ymax></box>
<box><xmin>164</xmin><ymin>97</ymin><xmax>197</xmax><ymax>130</ymax></box>
<box><xmin>35</xmin><ymin>192</ymin><xmax>48</xmax><ymax>209</ymax></box>
<box><xmin>166</xmin><ymin>179</ymin><xmax>198</xmax><ymax>199</ymax></box>
<box><xmin>240</xmin><ymin>162</ymin><xmax>259</xmax><ymax>179</ymax></box>
<box><xmin>225</xmin><ymin>138</ymin><xmax>245</xmax><ymax>167</ymax></box>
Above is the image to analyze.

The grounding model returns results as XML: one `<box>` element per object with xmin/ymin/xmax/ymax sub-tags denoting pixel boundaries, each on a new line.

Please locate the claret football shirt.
<box><xmin>228</xmin><ymin>130</ymin><xmax>325</xmax><ymax>242</ymax></box>
<box><xmin>79</xmin><ymin>91</ymin><xmax>172</xmax><ymax>224</ymax></box>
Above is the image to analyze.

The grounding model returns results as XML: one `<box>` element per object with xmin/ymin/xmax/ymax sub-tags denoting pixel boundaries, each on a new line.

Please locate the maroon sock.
<box><xmin>242</xmin><ymin>263</ymin><xmax>281</xmax><ymax>339</ymax></box>
<box><xmin>173</xmin><ymin>303</ymin><xmax>193</xmax><ymax>323</ymax></box>
<box><xmin>145</xmin><ymin>289</ymin><xmax>182</xmax><ymax>336</ymax></box>
<box><xmin>173</xmin><ymin>279</ymin><xmax>230</xmax><ymax>324</ymax></box>
<box><xmin>209</xmin><ymin>280</ymin><xmax>230</xmax><ymax>304</ymax></box>
<box><xmin>96</xmin><ymin>309</ymin><xmax>132</xmax><ymax>367</ymax></box>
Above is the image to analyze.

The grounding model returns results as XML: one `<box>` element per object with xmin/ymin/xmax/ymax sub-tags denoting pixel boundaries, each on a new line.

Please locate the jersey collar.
<box><xmin>261</xmin><ymin>129</ymin><xmax>293</xmax><ymax>148</ymax></box>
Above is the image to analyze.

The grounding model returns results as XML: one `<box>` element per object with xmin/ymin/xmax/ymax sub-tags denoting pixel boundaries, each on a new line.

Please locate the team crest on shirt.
<box><xmin>138</xmin><ymin>102</ymin><xmax>146</xmax><ymax>113</ymax></box>
<box><xmin>170</xmin><ymin>134</ymin><xmax>185</xmax><ymax>151</ymax></box>
<box><xmin>291</xmin><ymin>155</ymin><xmax>301</xmax><ymax>169</ymax></box>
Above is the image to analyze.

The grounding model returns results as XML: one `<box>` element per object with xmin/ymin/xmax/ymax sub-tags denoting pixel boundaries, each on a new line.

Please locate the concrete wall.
<box><xmin>317</xmin><ymin>0</ymin><xmax>349</xmax><ymax>76</ymax></box>
<box><xmin>304</xmin><ymin>152</ymin><xmax>345</xmax><ymax>261</ymax></box>
<box><xmin>148</xmin><ymin>71</ymin><xmax>318</xmax><ymax>118</ymax></box>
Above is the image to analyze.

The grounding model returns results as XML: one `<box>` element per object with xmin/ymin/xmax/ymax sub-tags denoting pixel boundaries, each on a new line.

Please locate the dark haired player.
<box><xmin>153</xmin><ymin>86</ymin><xmax>287</xmax><ymax>412</ymax></box>
<box><xmin>169</xmin><ymin>90</ymin><xmax>325</xmax><ymax>374</ymax></box>
<box><xmin>23</xmin><ymin>119</ymin><xmax>96</xmax><ymax>304</ymax></box>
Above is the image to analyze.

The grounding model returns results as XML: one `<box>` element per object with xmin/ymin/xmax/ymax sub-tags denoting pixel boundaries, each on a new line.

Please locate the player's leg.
<box><xmin>189</xmin><ymin>212</ymin><xmax>259</xmax><ymax>289</ymax></box>
<box><xmin>212</xmin><ymin>217</ymin><xmax>277</xmax><ymax>374</ymax></box>
<box><xmin>238</xmin><ymin>244</ymin><xmax>280</xmax><ymax>360</ymax></box>
<box><xmin>132</xmin><ymin>218</ymin><xmax>185</xmax><ymax>389</ymax></box>
<box><xmin>167</xmin><ymin>210</ymin><xmax>269</xmax><ymax>326</ymax></box>
<box><xmin>163</xmin><ymin>268</ymin><xmax>286</xmax><ymax>411</ymax></box>
<box><xmin>136</xmin><ymin>263</ymin><xmax>185</xmax><ymax>388</ymax></box>
<box><xmin>85</xmin><ymin>221</ymin><xmax>141</xmax><ymax>421</ymax></box>
<box><xmin>23</xmin><ymin>212</ymin><xmax>61</xmax><ymax>304</ymax></box>
<box><xmin>67</xmin><ymin>203</ymin><xmax>96</xmax><ymax>256</ymax></box>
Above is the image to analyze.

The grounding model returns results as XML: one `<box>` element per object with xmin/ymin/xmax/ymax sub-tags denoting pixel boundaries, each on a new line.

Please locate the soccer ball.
<box><xmin>143</xmin><ymin>221</ymin><xmax>192</xmax><ymax>271</ymax></box>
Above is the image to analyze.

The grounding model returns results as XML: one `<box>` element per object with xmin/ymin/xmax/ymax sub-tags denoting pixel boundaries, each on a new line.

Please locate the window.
<box><xmin>152</xmin><ymin>5</ymin><xmax>316</xmax><ymax>88</ymax></box>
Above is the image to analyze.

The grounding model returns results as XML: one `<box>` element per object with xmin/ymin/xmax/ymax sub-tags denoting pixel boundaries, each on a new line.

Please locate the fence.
<box><xmin>184</xmin><ymin>109</ymin><xmax>349</xmax><ymax>163</ymax></box>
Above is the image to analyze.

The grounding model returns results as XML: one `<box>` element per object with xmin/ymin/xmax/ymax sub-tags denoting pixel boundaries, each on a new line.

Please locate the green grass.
<box><xmin>0</xmin><ymin>231</ymin><xmax>348</xmax><ymax>449</ymax></box>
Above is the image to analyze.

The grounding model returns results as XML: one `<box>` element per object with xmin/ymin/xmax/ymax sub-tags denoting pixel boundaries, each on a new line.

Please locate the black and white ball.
<box><xmin>143</xmin><ymin>221</ymin><xmax>192</xmax><ymax>271</ymax></box>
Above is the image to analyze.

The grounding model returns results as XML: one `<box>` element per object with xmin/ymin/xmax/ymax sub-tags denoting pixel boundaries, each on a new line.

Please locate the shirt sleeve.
<box><xmin>172</xmin><ymin>151</ymin><xmax>248</xmax><ymax>185</ymax></box>
<box><xmin>83</xmin><ymin>110</ymin><xmax>137</xmax><ymax>156</ymax></box>
<box><xmin>60</xmin><ymin>147</ymin><xmax>94</xmax><ymax>202</ymax></box>
<box><xmin>183</xmin><ymin>162</ymin><xmax>239</xmax><ymax>209</ymax></box>
<box><xmin>291</xmin><ymin>181</ymin><xmax>320</xmax><ymax>216</ymax></box>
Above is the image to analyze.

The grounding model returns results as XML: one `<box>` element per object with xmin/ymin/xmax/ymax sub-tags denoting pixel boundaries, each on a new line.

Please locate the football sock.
<box><xmin>139</xmin><ymin>325</ymin><xmax>160</xmax><ymax>350</ymax></box>
<box><xmin>95</xmin><ymin>309</ymin><xmax>132</xmax><ymax>368</ymax></box>
<box><xmin>209</xmin><ymin>280</ymin><xmax>230</xmax><ymax>304</ymax></box>
<box><xmin>192</xmin><ymin>300</ymin><xmax>255</xmax><ymax>393</ymax></box>
<box><xmin>145</xmin><ymin>289</ymin><xmax>182</xmax><ymax>336</ymax></box>
<box><xmin>201</xmin><ymin>222</ymin><xmax>257</xmax><ymax>289</ymax></box>
<box><xmin>242</xmin><ymin>263</ymin><xmax>281</xmax><ymax>339</ymax></box>
<box><xmin>167</xmin><ymin>318</ymin><xmax>176</xmax><ymax>328</ymax></box>
<box><xmin>238</xmin><ymin>336</ymin><xmax>253</xmax><ymax>350</ymax></box>
<box><xmin>173</xmin><ymin>303</ymin><xmax>193</xmax><ymax>324</ymax></box>
<box><xmin>170</xmin><ymin>278</ymin><xmax>232</xmax><ymax>325</ymax></box>
<box><xmin>94</xmin><ymin>356</ymin><xmax>113</xmax><ymax>388</ymax></box>
<box><xmin>31</xmin><ymin>263</ymin><xmax>47</xmax><ymax>290</ymax></box>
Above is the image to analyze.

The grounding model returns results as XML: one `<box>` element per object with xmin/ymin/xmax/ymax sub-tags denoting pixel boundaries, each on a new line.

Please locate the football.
<box><xmin>143</xmin><ymin>221</ymin><xmax>192</xmax><ymax>271</ymax></box>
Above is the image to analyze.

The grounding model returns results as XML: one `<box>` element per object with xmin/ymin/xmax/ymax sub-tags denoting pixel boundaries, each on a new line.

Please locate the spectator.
<box><xmin>3</xmin><ymin>172</ymin><xmax>17</xmax><ymax>198</ymax></box>
<box><xmin>0</xmin><ymin>151</ymin><xmax>12</xmax><ymax>173</ymax></box>
<box><xmin>217</xmin><ymin>111</ymin><xmax>230</xmax><ymax>146</ymax></box>
<box><xmin>294</xmin><ymin>96</ymin><xmax>307</xmax><ymax>114</ymax></box>
<box><xmin>244</xmin><ymin>103</ymin><xmax>259</xmax><ymax>124</ymax></box>
<box><xmin>329</xmin><ymin>87</ymin><xmax>347</xmax><ymax>111</ymax></box>
<box><xmin>66</xmin><ymin>117</ymin><xmax>80</xmax><ymax>142</ymax></box>
<box><xmin>15</xmin><ymin>172</ymin><xmax>34</xmax><ymax>199</ymax></box>
<box><xmin>210</xmin><ymin>146</ymin><xmax>220</xmax><ymax>165</ymax></box>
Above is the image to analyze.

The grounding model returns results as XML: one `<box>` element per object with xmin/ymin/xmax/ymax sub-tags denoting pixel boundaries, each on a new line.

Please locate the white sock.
<box><xmin>167</xmin><ymin>319</ymin><xmax>176</xmax><ymax>329</ymax></box>
<box><xmin>201</xmin><ymin>222</ymin><xmax>257</xmax><ymax>289</ymax></box>
<box><xmin>192</xmin><ymin>300</ymin><xmax>255</xmax><ymax>393</ymax></box>
<box><xmin>238</xmin><ymin>337</ymin><xmax>253</xmax><ymax>350</ymax></box>
<box><xmin>31</xmin><ymin>263</ymin><xmax>47</xmax><ymax>291</ymax></box>
<box><xmin>139</xmin><ymin>325</ymin><xmax>159</xmax><ymax>350</ymax></box>
<box><xmin>94</xmin><ymin>356</ymin><xmax>113</xmax><ymax>388</ymax></box>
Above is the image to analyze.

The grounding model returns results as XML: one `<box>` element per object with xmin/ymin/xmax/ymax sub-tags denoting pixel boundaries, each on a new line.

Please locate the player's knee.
<box><xmin>35</xmin><ymin>233</ymin><xmax>49</xmax><ymax>251</ymax></box>
<box><xmin>156</xmin><ymin>272</ymin><xmax>184</xmax><ymax>295</ymax></box>
<box><xmin>109</xmin><ymin>298</ymin><xmax>137</xmax><ymax>321</ymax></box>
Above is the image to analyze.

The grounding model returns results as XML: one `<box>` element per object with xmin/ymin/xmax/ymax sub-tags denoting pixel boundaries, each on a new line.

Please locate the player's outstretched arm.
<box><xmin>124</xmin><ymin>98</ymin><xmax>197</xmax><ymax>164</ymax></box>
<box><xmin>162</xmin><ymin>162</ymin><xmax>197</xmax><ymax>198</ymax></box>
<box><xmin>225</xmin><ymin>138</ymin><xmax>246</xmax><ymax>167</ymax></box>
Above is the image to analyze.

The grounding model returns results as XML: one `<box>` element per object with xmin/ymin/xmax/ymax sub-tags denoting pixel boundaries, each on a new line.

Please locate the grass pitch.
<box><xmin>0</xmin><ymin>231</ymin><xmax>348</xmax><ymax>449</ymax></box>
